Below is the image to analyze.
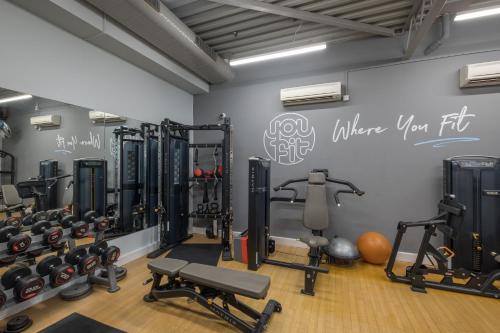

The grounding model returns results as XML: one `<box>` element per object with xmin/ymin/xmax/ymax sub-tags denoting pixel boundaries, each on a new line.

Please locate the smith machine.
<box><xmin>148</xmin><ymin>116</ymin><xmax>233</xmax><ymax>261</ymax></box>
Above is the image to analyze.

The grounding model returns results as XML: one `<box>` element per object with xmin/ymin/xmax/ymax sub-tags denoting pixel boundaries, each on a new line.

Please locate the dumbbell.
<box><xmin>65</xmin><ymin>247</ymin><xmax>99</xmax><ymax>275</ymax></box>
<box><xmin>60</xmin><ymin>215</ymin><xmax>89</xmax><ymax>239</ymax></box>
<box><xmin>89</xmin><ymin>241</ymin><xmax>121</xmax><ymax>266</ymax></box>
<box><xmin>0</xmin><ymin>289</ymin><xmax>6</xmax><ymax>310</ymax></box>
<box><xmin>47</xmin><ymin>208</ymin><xmax>72</xmax><ymax>222</ymax></box>
<box><xmin>83</xmin><ymin>211</ymin><xmax>109</xmax><ymax>232</ymax></box>
<box><xmin>1</xmin><ymin>265</ymin><xmax>45</xmax><ymax>302</ymax></box>
<box><xmin>31</xmin><ymin>220</ymin><xmax>63</xmax><ymax>245</ymax></box>
<box><xmin>22</xmin><ymin>211</ymin><xmax>48</xmax><ymax>226</ymax></box>
<box><xmin>0</xmin><ymin>226</ymin><xmax>32</xmax><ymax>254</ymax></box>
<box><xmin>36</xmin><ymin>255</ymin><xmax>75</xmax><ymax>288</ymax></box>
<box><xmin>0</xmin><ymin>216</ymin><xmax>21</xmax><ymax>228</ymax></box>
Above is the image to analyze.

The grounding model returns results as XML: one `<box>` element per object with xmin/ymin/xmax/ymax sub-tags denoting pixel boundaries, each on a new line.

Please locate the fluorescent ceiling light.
<box><xmin>230</xmin><ymin>43</ymin><xmax>327</xmax><ymax>66</ymax></box>
<box><xmin>0</xmin><ymin>94</ymin><xmax>33</xmax><ymax>105</ymax></box>
<box><xmin>454</xmin><ymin>6</ymin><xmax>500</xmax><ymax>21</ymax></box>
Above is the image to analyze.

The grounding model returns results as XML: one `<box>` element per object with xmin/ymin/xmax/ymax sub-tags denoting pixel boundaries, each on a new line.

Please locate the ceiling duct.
<box><xmin>84</xmin><ymin>0</ymin><xmax>234</xmax><ymax>84</ymax></box>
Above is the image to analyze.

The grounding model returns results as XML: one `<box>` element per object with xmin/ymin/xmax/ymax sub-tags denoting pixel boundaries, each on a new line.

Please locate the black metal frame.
<box><xmin>149</xmin><ymin>117</ymin><xmax>233</xmax><ymax>260</ymax></box>
<box><xmin>144</xmin><ymin>272</ymin><xmax>281</xmax><ymax>333</ymax></box>
<box><xmin>385</xmin><ymin>197</ymin><xmax>500</xmax><ymax>299</ymax></box>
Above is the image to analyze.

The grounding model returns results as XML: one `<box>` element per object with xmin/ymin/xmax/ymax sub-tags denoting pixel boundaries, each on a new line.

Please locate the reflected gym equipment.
<box><xmin>113</xmin><ymin>123</ymin><xmax>159</xmax><ymax>234</ymax></box>
<box><xmin>39</xmin><ymin>160</ymin><xmax>58</xmax><ymax>210</ymax></box>
<box><xmin>73</xmin><ymin>158</ymin><xmax>107</xmax><ymax>220</ymax></box>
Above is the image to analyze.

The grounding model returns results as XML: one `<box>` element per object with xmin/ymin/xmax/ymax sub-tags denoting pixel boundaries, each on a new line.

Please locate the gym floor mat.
<box><xmin>37</xmin><ymin>312</ymin><xmax>125</xmax><ymax>333</ymax></box>
<box><xmin>166</xmin><ymin>243</ymin><xmax>222</xmax><ymax>266</ymax></box>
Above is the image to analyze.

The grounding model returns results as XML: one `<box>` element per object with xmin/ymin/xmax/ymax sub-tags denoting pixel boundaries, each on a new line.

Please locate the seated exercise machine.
<box><xmin>385</xmin><ymin>195</ymin><xmax>500</xmax><ymax>298</ymax></box>
<box><xmin>144</xmin><ymin>258</ymin><xmax>281</xmax><ymax>333</ymax></box>
<box><xmin>247</xmin><ymin>157</ymin><xmax>364</xmax><ymax>295</ymax></box>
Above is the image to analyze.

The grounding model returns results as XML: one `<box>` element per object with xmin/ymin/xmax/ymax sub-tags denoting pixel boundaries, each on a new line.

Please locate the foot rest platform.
<box><xmin>148</xmin><ymin>258</ymin><xmax>270</xmax><ymax>299</ymax></box>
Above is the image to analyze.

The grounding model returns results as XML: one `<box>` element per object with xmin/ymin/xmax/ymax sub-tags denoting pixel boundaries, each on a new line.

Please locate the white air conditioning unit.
<box><xmin>460</xmin><ymin>60</ymin><xmax>500</xmax><ymax>88</ymax></box>
<box><xmin>89</xmin><ymin>111</ymin><xmax>126</xmax><ymax>124</ymax></box>
<box><xmin>30</xmin><ymin>115</ymin><xmax>61</xmax><ymax>130</ymax></box>
<box><xmin>280</xmin><ymin>82</ymin><xmax>342</xmax><ymax>106</ymax></box>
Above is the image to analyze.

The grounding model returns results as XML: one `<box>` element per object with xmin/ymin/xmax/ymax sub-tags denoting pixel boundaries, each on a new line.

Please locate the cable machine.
<box><xmin>113</xmin><ymin>124</ymin><xmax>159</xmax><ymax>234</ymax></box>
<box><xmin>148</xmin><ymin>115</ymin><xmax>233</xmax><ymax>261</ymax></box>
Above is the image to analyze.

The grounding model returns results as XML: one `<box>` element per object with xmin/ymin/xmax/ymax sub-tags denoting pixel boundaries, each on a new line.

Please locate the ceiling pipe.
<box><xmin>424</xmin><ymin>13</ymin><xmax>451</xmax><ymax>55</ymax></box>
<box><xmin>84</xmin><ymin>0</ymin><xmax>234</xmax><ymax>84</ymax></box>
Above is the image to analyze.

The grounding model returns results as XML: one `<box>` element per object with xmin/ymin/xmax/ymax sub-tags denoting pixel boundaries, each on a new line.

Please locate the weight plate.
<box><xmin>5</xmin><ymin>314</ymin><xmax>33</xmax><ymax>333</ymax></box>
<box><xmin>59</xmin><ymin>282</ymin><xmax>92</xmax><ymax>301</ymax></box>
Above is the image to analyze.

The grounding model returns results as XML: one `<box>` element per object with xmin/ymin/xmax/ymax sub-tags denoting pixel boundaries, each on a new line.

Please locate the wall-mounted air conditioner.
<box><xmin>460</xmin><ymin>60</ymin><xmax>500</xmax><ymax>88</ymax></box>
<box><xmin>89</xmin><ymin>111</ymin><xmax>126</xmax><ymax>124</ymax></box>
<box><xmin>280</xmin><ymin>82</ymin><xmax>342</xmax><ymax>106</ymax></box>
<box><xmin>30</xmin><ymin>115</ymin><xmax>61</xmax><ymax>130</ymax></box>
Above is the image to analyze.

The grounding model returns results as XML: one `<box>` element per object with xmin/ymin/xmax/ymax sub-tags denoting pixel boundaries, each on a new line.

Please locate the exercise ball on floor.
<box><xmin>356</xmin><ymin>232</ymin><xmax>392</xmax><ymax>265</ymax></box>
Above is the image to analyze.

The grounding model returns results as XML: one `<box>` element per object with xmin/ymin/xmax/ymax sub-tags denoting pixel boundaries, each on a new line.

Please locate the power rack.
<box><xmin>148</xmin><ymin>116</ymin><xmax>233</xmax><ymax>261</ymax></box>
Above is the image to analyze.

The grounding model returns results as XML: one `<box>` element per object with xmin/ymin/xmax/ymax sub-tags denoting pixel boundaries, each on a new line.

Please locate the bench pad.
<box><xmin>148</xmin><ymin>258</ymin><xmax>188</xmax><ymax>277</ymax></box>
<box><xmin>180</xmin><ymin>263</ymin><xmax>271</xmax><ymax>299</ymax></box>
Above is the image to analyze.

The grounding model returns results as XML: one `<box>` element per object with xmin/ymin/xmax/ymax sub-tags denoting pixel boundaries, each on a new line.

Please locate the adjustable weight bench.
<box><xmin>144</xmin><ymin>258</ymin><xmax>282</xmax><ymax>333</ymax></box>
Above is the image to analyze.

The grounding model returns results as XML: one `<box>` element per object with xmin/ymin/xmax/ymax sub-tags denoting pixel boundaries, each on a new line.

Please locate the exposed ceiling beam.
<box><xmin>404</xmin><ymin>0</ymin><xmax>423</xmax><ymax>29</ymax></box>
<box><xmin>404</xmin><ymin>0</ymin><xmax>447</xmax><ymax>59</ymax></box>
<box><xmin>207</xmin><ymin>0</ymin><xmax>396</xmax><ymax>37</ymax></box>
<box><xmin>443</xmin><ymin>0</ymin><xmax>500</xmax><ymax>13</ymax></box>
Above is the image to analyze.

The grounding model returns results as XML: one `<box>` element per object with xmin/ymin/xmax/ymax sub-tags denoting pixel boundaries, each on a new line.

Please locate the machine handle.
<box><xmin>273</xmin><ymin>178</ymin><xmax>308</xmax><ymax>191</ymax></box>
<box><xmin>326</xmin><ymin>177</ymin><xmax>364</xmax><ymax>196</ymax></box>
<box><xmin>273</xmin><ymin>186</ymin><xmax>298</xmax><ymax>203</ymax></box>
<box><xmin>333</xmin><ymin>190</ymin><xmax>357</xmax><ymax>207</ymax></box>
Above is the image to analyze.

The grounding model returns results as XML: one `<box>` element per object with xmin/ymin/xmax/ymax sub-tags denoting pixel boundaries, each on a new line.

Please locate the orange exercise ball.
<box><xmin>357</xmin><ymin>232</ymin><xmax>392</xmax><ymax>265</ymax></box>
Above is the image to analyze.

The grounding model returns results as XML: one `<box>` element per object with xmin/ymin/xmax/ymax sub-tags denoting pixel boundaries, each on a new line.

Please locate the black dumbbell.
<box><xmin>32</xmin><ymin>211</ymin><xmax>48</xmax><ymax>222</ymax></box>
<box><xmin>89</xmin><ymin>241</ymin><xmax>121</xmax><ymax>266</ymax></box>
<box><xmin>36</xmin><ymin>255</ymin><xmax>75</xmax><ymax>288</ymax></box>
<box><xmin>0</xmin><ymin>226</ymin><xmax>32</xmax><ymax>254</ymax></box>
<box><xmin>0</xmin><ymin>289</ymin><xmax>6</xmax><ymax>310</ymax></box>
<box><xmin>61</xmin><ymin>215</ymin><xmax>89</xmax><ymax>239</ymax></box>
<box><xmin>1</xmin><ymin>216</ymin><xmax>21</xmax><ymax>228</ymax></box>
<box><xmin>1</xmin><ymin>265</ymin><xmax>45</xmax><ymax>302</ymax></box>
<box><xmin>83</xmin><ymin>211</ymin><xmax>109</xmax><ymax>232</ymax></box>
<box><xmin>65</xmin><ymin>247</ymin><xmax>99</xmax><ymax>275</ymax></box>
<box><xmin>31</xmin><ymin>220</ymin><xmax>63</xmax><ymax>245</ymax></box>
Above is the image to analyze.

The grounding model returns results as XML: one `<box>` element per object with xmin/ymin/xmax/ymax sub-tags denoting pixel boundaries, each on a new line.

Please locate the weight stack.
<box><xmin>443</xmin><ymin>156</ymin><xmax>500</xmax><ymax>273</ymax></box>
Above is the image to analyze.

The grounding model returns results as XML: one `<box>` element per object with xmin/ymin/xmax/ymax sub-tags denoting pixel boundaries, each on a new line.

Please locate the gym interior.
<box><xmin>0</xmin><ymin>0</ymin><xmax>499</xmax><ymax>332</ymax></box>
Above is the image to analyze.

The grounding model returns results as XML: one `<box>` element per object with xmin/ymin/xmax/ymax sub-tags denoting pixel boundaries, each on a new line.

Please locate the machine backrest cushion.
<box><xmin>1</xmin><ymin>185</ymin><xmax>23</xmax><ymax>206</ymax></box>
<box><xmin>303</xmin><ymin>173</ymin><xmax>328</xmax><ymax>230</ymax></box>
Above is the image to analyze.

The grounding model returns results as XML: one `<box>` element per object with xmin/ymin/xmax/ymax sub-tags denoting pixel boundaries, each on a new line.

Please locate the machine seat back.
<box><xmin>303</xmin><ymin>173</ymin><xmax>328</xmax><ymax>231</ymax></box>
<box><xmin>1</xmin><ymin>185</ymin><xmax>23</xmax><ymax>206</ymax></box>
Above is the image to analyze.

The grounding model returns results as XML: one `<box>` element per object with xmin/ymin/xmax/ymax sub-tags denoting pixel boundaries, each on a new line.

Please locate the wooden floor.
<box><xmin>10</xmin><ymin>236</ymin><xmax>500</xmax><ymax>333</ymax></box>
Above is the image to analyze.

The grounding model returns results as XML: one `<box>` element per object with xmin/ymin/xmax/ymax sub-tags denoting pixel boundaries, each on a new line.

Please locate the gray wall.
<box><xmin>4</xmin><ymin>104</ymin><xmax>105</xmax><ymax>206</ymax></box>
<box><xmin>194</xmin><ymin>20</ymin><xmax>500</xmax><ymax>251</ymax></box>
<box><xmin>0</xmin><ymin>0</ymin><xmax>193</xmax><ymax>125</ymax></box>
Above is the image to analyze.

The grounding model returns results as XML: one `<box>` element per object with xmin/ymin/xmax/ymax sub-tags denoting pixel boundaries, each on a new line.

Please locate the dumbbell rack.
<box><xmin>0</xmin><ymin>223</ymin><xmax>115</xmax><ymax>320</ymax></box>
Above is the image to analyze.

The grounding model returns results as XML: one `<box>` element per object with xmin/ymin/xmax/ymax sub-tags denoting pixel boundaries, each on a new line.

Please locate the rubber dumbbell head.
<box><xmin>32</xmin><ymin>211</ymin><xmax>48</xmax><ymax>222</ymax></box>
<box><xmin>93</xmin><ymin>216</ymin><xmax>109</xmax><ymax>232</ymax></box>
<box><xmin>4</xmin><ymin>216</ymin><xmax>21</xmax><ymax>228</ymax></box>
<box><xmin>101</xmin><ymin>246</ymin><xmax>120</xmax><ymax>265</ymax></box>
<box><xmin>31</xmin><ymin>220</ymin><xmax>63</xmax><ymax>245</ymax></box>
<box><xmin>22</xmin><ymin>215</ymin><xmax>33</xmax><ymax>226</ymax></box>
<box><xmin>83</xmin><ymin>210</ymin><xmax>97</xmax><ymax>223</ymax></box>
<box><xmin>47</xmin><ymin>209</ymin><xmax>63</xmax><ymax>222</ymax></box>
<box><xmin>65</xmin><ymin>247</ymin><xmax>99</xmax><ymax>275</ymax></box>
<box><xmin>37</xmin><ymin>255</ymin><xmax>75</xmax><ymax>287</ymax></box>
<box><xmin>89</xmin><ymin>240</ymin><xmax>108</xmax><ymax>255</ymax></box>
<box><xmin>71</xmin><ymin>221</ymin><xmax>89</xmax><ymax>238</ymax></box>
<box><xmin>0</xmin><ymin>289</ymin><xmax>6</xmax><ymax>310</ymax></box>
<box><xmin>61</xmin><ymin>215</ymin><xmax>78</xmax><ymax>228</ymax></box>
<box><xmin>0</xmin><ymin>226</ymin><xmax>32</xmax><ymax>254</ymax></box>
<box><xmin>1</xmin><ymin>265</ymin><xmax>45</xmax><ymax>302</ymax></box>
